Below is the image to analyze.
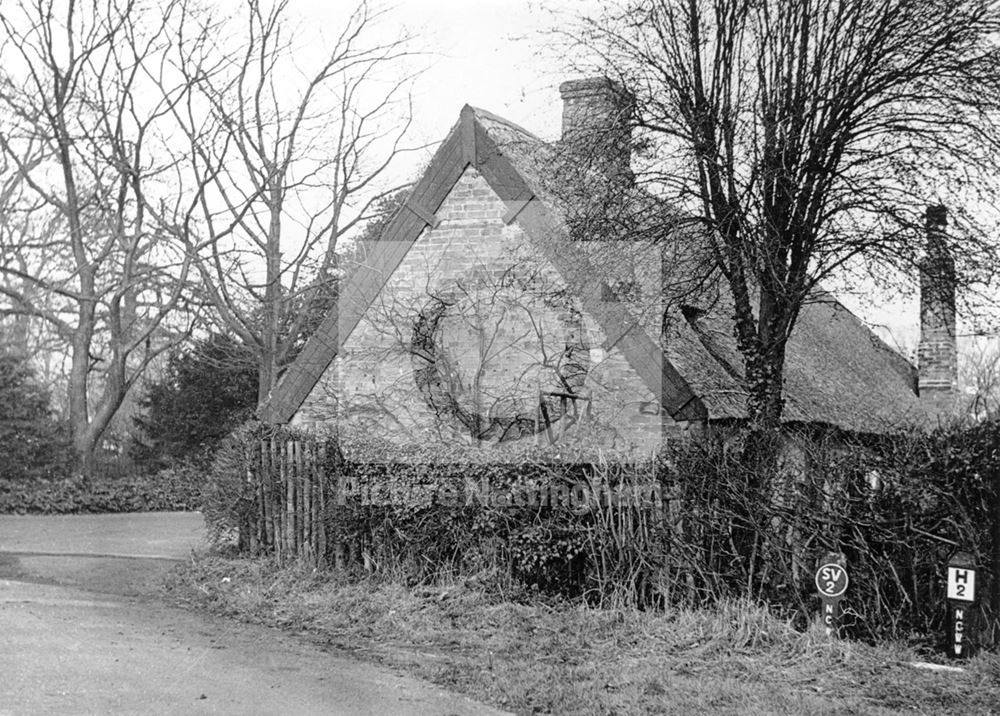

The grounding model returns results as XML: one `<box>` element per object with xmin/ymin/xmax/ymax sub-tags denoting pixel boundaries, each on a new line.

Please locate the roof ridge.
<box><xmin>466</xmin><ymin>105</ymin><xmax>544</xmax><ymax>142</ymax></box>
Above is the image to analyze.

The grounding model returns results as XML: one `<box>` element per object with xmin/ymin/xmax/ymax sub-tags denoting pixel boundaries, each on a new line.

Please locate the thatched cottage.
<box><xmin>259</xmin><ymin>78</ymin><xmax>957</xmax><ymax>456</ymax></box>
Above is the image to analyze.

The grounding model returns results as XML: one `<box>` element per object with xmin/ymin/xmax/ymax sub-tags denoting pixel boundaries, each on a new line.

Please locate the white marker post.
<box><xmin>946</xmin><ymin>552</ymin><xmax>977</xmax><ymax>659</ymax></box>
<box><xmin>815</xmin><ymin>552</ymin><xmax>849</xmax><ymax>638</ymax></box>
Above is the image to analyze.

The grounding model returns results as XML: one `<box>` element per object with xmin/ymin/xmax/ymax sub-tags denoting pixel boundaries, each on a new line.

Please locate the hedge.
<box><xmin>203</xmin><ymin>419</ymin><xmax>1000</xmax><ymax>645</ymax></box>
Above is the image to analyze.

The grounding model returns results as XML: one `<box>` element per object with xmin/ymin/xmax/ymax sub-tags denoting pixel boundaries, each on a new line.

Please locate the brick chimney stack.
<box><xmin>559</xmin><ymin>77</ymin><xmax>634</xmax><ymax>186</ymax></box>
<box><xmin>917</xmin><ymin>204</ymin><xmax>958</xmax><ymax>414</ymax></box>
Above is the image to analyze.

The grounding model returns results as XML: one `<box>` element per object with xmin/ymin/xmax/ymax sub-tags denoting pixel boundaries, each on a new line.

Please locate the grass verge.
<box><xmin>164</xmin><ymin>554</ymin><xmax>1000</xmax><ymax>715</ymax></box>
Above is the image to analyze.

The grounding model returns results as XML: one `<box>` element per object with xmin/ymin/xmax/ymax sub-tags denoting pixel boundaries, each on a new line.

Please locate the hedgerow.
<box><xmin>0</xmin><ymin>462</ymin><xmax>204</xmax><ymax>514</ymax></box>
<box><xmin>661</xmin><ymin>424</ymin><xmax>999</xmax><ymax>643</ymax></box>
<box><xmin>203</xmin><ymin>419</ymin><xmax>1000</xmax><ymax>645</ymax></box>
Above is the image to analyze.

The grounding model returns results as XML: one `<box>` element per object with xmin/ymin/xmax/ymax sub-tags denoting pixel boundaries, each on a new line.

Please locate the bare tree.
<box><xmin>567</xmin><ymin>0</ymin><xmax>1000</xmax><ymax>431</ymax></box>
<box><xmin>166</xmin><ymin>0</ymin><xmax>422</xmax><ymax>405</ymax></box>
<box><xmin>0</xmin><ymin>0</ymin><xmax>203</xmax><ymax>475</ymax></box>
<box><xmin>960</xmin><ymin>336</ymin><xmax>1000</xmax><ymax>421</ymax></box>
<box><xmin>0</xmin><ymin>138</ymin><xmax>60</xmax><ymax>360</ymax></box>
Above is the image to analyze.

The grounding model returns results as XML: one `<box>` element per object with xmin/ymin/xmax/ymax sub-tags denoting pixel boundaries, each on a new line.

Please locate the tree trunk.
<box><xmin>71</xmin><ymin>427</ymin><xmax>98</xmax><ymax>480</ymax></box>
<box><xmin>68</xmin><ymin>346</ymin><xmax>130</xmax><ymax>479</ymax></box>
<box><xmin>745</xmin><ymin>347</ymin><xmax>786</xmax><ymax>434</ymax></box>
<box><xmin>258</xmin><ymin>353</ymin><xmax>277</xmax><ymax>407</ymax></box>
<box><xmin>68</xmin><ymin>319</ymin><xmax>96</xmax><ymax>478</ymax></box>
<box><xmin>258</xmin><ymin>185</ymin><xmax>284</xmax><ymax>408</ymax></box>
<box><xmin>729</xmin><ymin>277</ymin><xmax>791</xmax><ymax>435</ymax></box>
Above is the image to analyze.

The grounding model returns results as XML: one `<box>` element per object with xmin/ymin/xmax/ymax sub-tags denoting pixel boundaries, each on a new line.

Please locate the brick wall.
<box><xmin>559</xmin><ymin>78</ymin><xmax>633</xmax><ymax>185</ymax></box>
<box><xmin>917</xmin><ymin>206</ymin><xmax>958</xmax><ymax>415</ymax></box>
<box><xmin>292</xmin><ymin>166</ymin><xmax>677</xmax><ymax>457</ymax></box>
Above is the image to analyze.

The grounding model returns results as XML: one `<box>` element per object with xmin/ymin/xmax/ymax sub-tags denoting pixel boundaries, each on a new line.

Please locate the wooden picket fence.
<box><xmin>248</xmin><ymin>437</ymin><xmax>336</xmax><ymax>566</ymax></box>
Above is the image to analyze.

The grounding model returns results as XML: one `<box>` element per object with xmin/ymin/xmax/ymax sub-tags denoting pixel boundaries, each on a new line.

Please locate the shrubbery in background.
<box><xmin>0</xmin><ymin>464</ymin><xmax>204</xmax><ymax>514</ymax></box>
<box><xmin>202</xmin><ymin>419</ymin><xmax>1000</xmax><ymax>646</ymax></box>
<box><xmin>0</xmin><ymin>342</ymin><xmax>254</xmax><ymax>512</ymax></box>
<box><xmin>129</xmin><ymin>334</ymin><xmax>258</xmax><ymax>469</ymax></box>
<box><xmin>0</xmin><ymin>352</ymin><xmax>72</xmax><ymax>480</ymax></box>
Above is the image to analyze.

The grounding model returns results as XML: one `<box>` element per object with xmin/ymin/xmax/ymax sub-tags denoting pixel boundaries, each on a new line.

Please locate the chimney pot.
<box><xmin>926</xmin><ymin>204</ymin><xmax>948</xmax><ymax>229</ymax></box>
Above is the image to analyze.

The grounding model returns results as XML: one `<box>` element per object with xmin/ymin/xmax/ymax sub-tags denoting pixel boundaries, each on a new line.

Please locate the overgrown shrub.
<box><xmin>658</xmin><ymin>423</ymin><xmax>1000</xmax><ymax>643</ymax></box>
<box><xmin>205</xmin><ymin>419</ymin><xmax>1000</xmax><ymax>645</ymax></box>
<box><xmin>327</xmin><ymin>437</ymin><xmax>599</xmax><ymax>595</ymax></box>
<box><xmin>201</xmin><ymin>421</ymin><xmax>275</xmax><ymax>547</ymax></box>
<box><xmin>206</xmin><ymin>424</ymin><xmax>673</xmax><ymax>605</ymax></box>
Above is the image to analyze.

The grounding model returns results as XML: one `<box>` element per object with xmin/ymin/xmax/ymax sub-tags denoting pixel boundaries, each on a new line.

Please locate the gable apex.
<box><xmin>460</xmin><ymin>104</ymin><xmax>477</xmax><ymax>165</ymax></box>
<box><xmin>259</xmin><ymin>106</ymin><xmax>705</xmax><ymax>425</ymax></box>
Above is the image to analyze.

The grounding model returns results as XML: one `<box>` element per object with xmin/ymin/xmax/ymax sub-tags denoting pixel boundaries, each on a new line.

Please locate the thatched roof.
<box><xmin>261</xmin><ymin>105</ymin><xmax>932</xmax><ymax>434</ymax></box>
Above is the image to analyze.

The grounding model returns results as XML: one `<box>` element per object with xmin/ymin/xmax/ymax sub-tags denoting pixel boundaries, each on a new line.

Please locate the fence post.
<box><xmin>317</xmin><ymin>442</ymin><xmax>327</xmax><ymax>565</ymax></box>
<box><xmin>284</xmin><ymin>440</ymin><xmax>293</xmax><ymax>559</ymax></box>
<box><xmin>246</xmin><ymin>443</ymin><xmax>258</xmax><ymax>555</ymax></box>
<box><xmin>273</xmin><ymin>437</ymin><xmax>283</xmax><ymax>562</ymax></box>
<box><xmin>271</xmin><ymin>437</ymin><xmax>281</xmax><ymax>563</ymax></box>
<box><xmin>297</xmin><ymin>440</ymin><xmax>303</xmax><ymax>554</ymax></box>
<box><xmin>991</xmin><ymin>460</ymin><xmax>1000</xmax><ymax>645</ymax></box>
<box><xmin>291</xmin><ymin>440</ymin><xmax>298</xmax><ymax>555</ymax></box>
<box><xmin>298</xmin><ymin>440</ymin><xmax>308</xmax><ymax>557</ymax></box>
<box><xmin>259</xmin><ymin>439</ymin><xmax>271</xmax><ymax>554</ymax></box>
<box><xmin>308</xmin><ymin>442</ymin><xmax>318</xmax><ymax>565</ymax></box>
<box><xmin>259</xmin><ymin>439</ymin><xmax>268</xmax><ymax>555</ymax></box>
<box><xmin>299</xmin><ymin>440</ymin><xmax>309</xmax><ymax>557</ymax></box>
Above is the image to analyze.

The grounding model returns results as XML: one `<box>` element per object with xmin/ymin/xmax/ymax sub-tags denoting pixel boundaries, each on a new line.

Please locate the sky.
<box><xmin>293</xmin><ymin>0</ymin><xmax>593</xmax><ymax>152</ymax></box>
<box><xmin>287</xmin><ymin>0</ymin><xmax>928</xmax><ymax>353</ymax></box>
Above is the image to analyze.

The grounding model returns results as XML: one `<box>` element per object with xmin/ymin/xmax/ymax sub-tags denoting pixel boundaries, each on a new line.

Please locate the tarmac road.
<box><xmin>0</xmin><ymin>512</ymin><xmax>506</xmax><ymax>716</ymax></box>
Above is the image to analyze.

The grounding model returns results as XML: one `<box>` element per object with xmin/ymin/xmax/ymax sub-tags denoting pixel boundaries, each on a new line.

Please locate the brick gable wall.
<box><xmin>292</xmin><ymin>166</ymin><xmax>686</xmax><ymax>456</ymax></box>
